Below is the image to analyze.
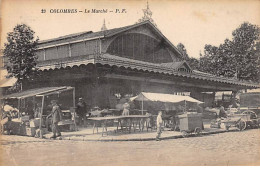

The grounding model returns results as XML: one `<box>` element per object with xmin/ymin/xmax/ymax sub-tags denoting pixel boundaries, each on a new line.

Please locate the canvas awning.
<box><xmin>2</xmin><ymin>86</ymin><xmax>74</xmax><ymax>99</ymax></box>
<box><xmin>130</xmin><ymin>92</ymin><xmax>203</xmax><ymax>104</ymax></box>
<box><xmin>0</xmin><ymin>69</ymin><xmax>17</xmax><ymax>88</ymax></box>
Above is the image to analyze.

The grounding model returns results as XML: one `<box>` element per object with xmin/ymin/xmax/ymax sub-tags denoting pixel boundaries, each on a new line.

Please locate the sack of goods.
<box><xmin>26</xmin><ymin>127</ymin><xmax>36</xmax><ymax>137</ymax></box>
<box><xmin>35</xmin><ymin>128</ymin><xmax>48</xmax><ymax>138</ymax></box>
<box><xmin>20</xmin><ymin>116</ymin><xmax>30</xmax><ymax>122</ymax></box>
<box><xmin>1</xmin><ymin>117</ymin><xmax>9</xmax><ymax>125</ymax></box>
<box><xmin>29</xmin><ymin>118</ymin><xmax>41</xmax><ymax>128</ymax></box>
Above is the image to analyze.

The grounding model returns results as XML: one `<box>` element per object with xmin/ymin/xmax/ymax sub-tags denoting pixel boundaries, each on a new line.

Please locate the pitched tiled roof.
<box><xmin>160</xmin><ymin>61</ymin><xmax>192</xmax><ymax>71</ymax></box>
<box><xmin>38</xmin><ymin>23</ymin><xmax>141</xmax><ymax>48</ymax></box>
<box><xmin>37</xmin><ymin>20</ymin><xmax>182</xmax><ymax>57</ymax></box>
<box><xmin>36</xmin><ymin>53</ymin><xmax>260</xmax><ymax>88</ymax></box>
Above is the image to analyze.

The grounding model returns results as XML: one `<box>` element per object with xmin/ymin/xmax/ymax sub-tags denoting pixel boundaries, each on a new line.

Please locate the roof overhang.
<box><xmin>2</xmin><ymin>86</ymin><xmax>74</xmax><ymax>99</ymax></box>
<box><xmin>35</xmin><ymin>53</ymin><xmax>260</xmax><ymax>90</ymax></box>
<box><xmin>0</xmin><ymin>77</ymin><xmax>17</xmax><ymax>88</ymax></box>
<box><xmin>0</xmin><ymin>69</ymin><xmax>17</xmax><ymax>88</ymax></box>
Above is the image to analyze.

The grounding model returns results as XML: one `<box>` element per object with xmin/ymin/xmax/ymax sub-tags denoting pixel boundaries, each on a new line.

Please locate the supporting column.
<box><xmin>212</xmin><ymin>91</ymin><xmax>216</xmax><ymax>107</ymax></box>
<box><xmin>231</xmin><ymin>90</ymin><xmax>238</xmax><ymax>107</ymax></box>
<box><xmin>39</xmin><ymin>95</ymin><xmax>45</xmax><ymax>139</ymax></box>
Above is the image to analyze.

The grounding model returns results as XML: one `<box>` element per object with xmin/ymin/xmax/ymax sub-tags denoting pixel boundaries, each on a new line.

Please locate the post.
<box><xmin>33</xmin><ymin>96</ymin><xmax>36</xmax><ymax>110</ymax></box>
<box><xmin>141</xmin><ymin>95</ymin><xmax>144</xmax><ymax>115</ymax></box>
<box><xmin>231</xmin><ymin>90</ymin><xmax>238</xmax><ymax>107</ymax></box>
<box><xmin>39</xmin><ymin>95</ymin><xmax>45</xmax><ymax>139</ymax></box>
<box><xmin>73</xmin><ymin>87</ymin><xmax>75</xmax><ymax>107</ymax></box>
<box><xmin>184</xmin><ymin>100</ymin><xmax>186</xmax><ymax>113</ymax></box>
<box><xmin>99</xmin><ymin>38</ymin><xmax>102</xmax><ymax>55</ymax></box>
<box><xmin>72</xmin><ymin>87</ymin><xmax>77</xmax><ymax>131</ymax></box>
<box><xmin>18</xmin><ymin>99</ymin><xmax>21</xmax><ymax>118</ymax></box>
<box><xmin>212</xmin><ymin>92</ymin><xmax>216</xmax><ymax>107</ymax></box>
<box><xmin>69</xmin><ymin>43</ymin><xmax>72</xmax><ymax>57</ymax></box>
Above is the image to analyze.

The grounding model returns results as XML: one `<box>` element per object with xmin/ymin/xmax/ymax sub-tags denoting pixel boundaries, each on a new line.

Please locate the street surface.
<box><xmin>0</xmin><ymin>129</ymin><xmax>260</xmax><ymax>166</ymax></box>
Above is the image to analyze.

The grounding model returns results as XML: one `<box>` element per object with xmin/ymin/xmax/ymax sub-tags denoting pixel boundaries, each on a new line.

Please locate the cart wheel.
<box><xmin>225</xmin><ymin>125</ymin><xmax>230</xmax><ymax>131</ymax></box>
<box><xmin>238</xmin><ymin>119</ymin><xmax>247</xmax><ymax>131</ymax></box>
<box><xmin>194</xmin><ymin>127</ymin><xmax>202</xmax><ymax>136</ymax></box>
<box><xmin>253</xmin><ymin>120</ymin><xmax>259</xmax><ymax>129</ymax></box>
<box><xmin>258</xmin><ymin>119</ymin><xmax>260</xmax><ymax>128</ymax></box>
<box><xmin>181</xmin><ymin>131</ymin><xmax>188</xmax><ymax>138</ymax></box>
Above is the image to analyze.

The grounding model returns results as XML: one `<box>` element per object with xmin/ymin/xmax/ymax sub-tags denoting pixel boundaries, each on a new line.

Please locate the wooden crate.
<box><xmin>9</xmin><ymin>121</ymin><xmax>27</xmax><ymax>136</ymax></box>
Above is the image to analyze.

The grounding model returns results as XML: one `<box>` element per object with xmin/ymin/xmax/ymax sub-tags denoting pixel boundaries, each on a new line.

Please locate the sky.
<box><xmin>1</xmin><ymin>0</ymin><xmax>260</xmax><ymax>58</ymax></box>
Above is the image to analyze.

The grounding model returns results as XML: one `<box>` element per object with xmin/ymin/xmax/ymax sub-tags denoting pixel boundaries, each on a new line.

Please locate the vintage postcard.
<box><xmin>0</xmin><ymin>0</ymin><xmax>260</xmax><ymax>166</ymax></box>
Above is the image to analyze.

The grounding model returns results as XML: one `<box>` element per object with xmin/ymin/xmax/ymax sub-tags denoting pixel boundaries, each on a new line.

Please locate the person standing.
<box><xmin>50</xmin><ymin>100</ymin><xmax>62</xmax><ymax>139</ymax></box>
<box><xmin>122</xmin><ymin>100</ymin><xmax>130</xmax><ymax>116</ymax></box>
<box><xmin>34</xmin><ymin>103</ymin><xmax>42</xmax><ymax>118</ymax></box>
<box><xmin>219</xmin><ymin>105</ymin><xmax>227</xmax><ymax>118</ymax></box>
<box><xmin>196</xmin><ymin>103</ymin><xmax>204</xmax><ymax>114</ymax></box>
<box><xmin>76</xmin><ymin>98</ymin><xmax>87</xmax><ymax>127</ymax></box>
<box><xmin>156</xmin><ymin>111</ymin><xmax>163</xmax><ymax>141</ymax></box>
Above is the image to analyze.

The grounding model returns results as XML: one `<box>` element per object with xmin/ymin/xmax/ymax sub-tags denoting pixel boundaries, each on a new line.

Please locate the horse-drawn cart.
<box><xmin>221</xmin><ymin>112</ymin><xmax>260</xmax><ymax>131</ymax></box>
<box><xmin>222</xmin><ymin>114</ymin><xmax>248</xmax><ymax>131</ymax></box>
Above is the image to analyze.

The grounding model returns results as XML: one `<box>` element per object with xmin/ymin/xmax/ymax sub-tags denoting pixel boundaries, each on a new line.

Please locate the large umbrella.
<box><xmin>130</xmin><ymin>92</ymin><xmax>203</xmax><ymax>114</ymax></box>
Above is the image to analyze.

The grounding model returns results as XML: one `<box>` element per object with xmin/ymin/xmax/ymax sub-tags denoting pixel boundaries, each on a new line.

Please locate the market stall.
<box><xmin>130</xmin><ymin>92</ymin><xmax>203</xmax><ymax>112</ymax></box>
<box><xmin>1</xmin><ymin>86</ymin><xmax>76</xmax><ymax>138</ymax></box>
<box><xmin>130</xmin><ymin>92</ymin><xmax>204</xmax><ymax>134</ymax></box>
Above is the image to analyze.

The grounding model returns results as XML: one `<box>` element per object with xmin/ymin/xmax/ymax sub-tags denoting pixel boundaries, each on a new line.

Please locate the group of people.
<box><xmin>0</xmin><ymin>97</ymin><xmax>171</xmax><ymax>141</ymax></box>
<box><xmin>49</xmin><ymin>99</ymin><xmax>236</xmax><ymax>139</ymax></box>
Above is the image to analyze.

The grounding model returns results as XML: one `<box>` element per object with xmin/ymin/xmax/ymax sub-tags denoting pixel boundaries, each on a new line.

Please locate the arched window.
<box><xmin>106</xmin><ymin>33</ymin><xmax>173</xmax><ymax>63</ymax></box>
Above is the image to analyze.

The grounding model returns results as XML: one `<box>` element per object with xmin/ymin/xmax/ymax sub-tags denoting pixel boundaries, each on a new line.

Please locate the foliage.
<box><xmin>187</xmin><ymin>57</ymin><xmax>200</xmax><ymax>70</ymax></box>
<box><xmin>3</xmin><ymin>24</ymin><xmax>39</xmax><ymax>90</ymax></box>
<box><xmin>177</xmin><ymin>43</ymin><xmax>189</xmax><ymax>60</ymax></box>
<box><xmin>199</xmin><ymin>22</ymin><xmax>260</xmax><ymax>82</ymax></box>
<box><xmin>177</xmin><ymin>43</ymin><xmax>200</xmax><ymax>70</ymax></box>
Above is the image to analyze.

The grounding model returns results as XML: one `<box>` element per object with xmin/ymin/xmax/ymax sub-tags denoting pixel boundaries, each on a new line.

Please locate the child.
<box><xmin>156</xmin><ymin>111</ymin><xmax>163</xmax><ymax>141</ymax></box>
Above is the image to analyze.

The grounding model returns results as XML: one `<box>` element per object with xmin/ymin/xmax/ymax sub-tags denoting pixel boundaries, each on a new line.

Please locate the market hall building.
<box><xmin>23</xmin><ymin>21</ymin><xmax>259</xmax><ymax>111</ymax></box>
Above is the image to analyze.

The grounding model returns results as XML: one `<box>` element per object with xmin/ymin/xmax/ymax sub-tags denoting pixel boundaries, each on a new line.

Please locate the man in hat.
<box><xmin>50</xmin><ymin>100</ymin><xmax>62</xmax><ymax>138</ymax></box>
<box><xmin>76</xmin><ymin>97</ymin><xmax>87</xmax><ymax>127</ymax></box>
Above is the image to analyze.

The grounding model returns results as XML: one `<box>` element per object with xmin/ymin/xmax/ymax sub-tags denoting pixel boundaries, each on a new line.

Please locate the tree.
<box><xmin>231</xmin><ymin>22</ymin><xmax>260</xmax><ymax>81</ymax></box>
<box><xmin>177</xmin><ymin>43</ymin><xmax>200</xmax><ymax>70</ymax></box>
<box><xmin>3</xmin><ymin>24</ymin><xmax>39</xmax><ymax>91</ymax></box>
<box><xmin>199</xmin><ymin>22</ymin><xmax>260</xmax><ymax>82</ymax></box>
<box><xmin>199</xmin><ymin>44</ymin><xmax>218</xmax><ymax>75</ymax></box>
<box><xmin>177</xmin><ymin>43</ymin><xmax>189</xmax><ymax>60</ymax></box>
<box><xmin>188</xmin><ymin>57</ymin><xmax>200</xmax><ymax>71</ymax></box>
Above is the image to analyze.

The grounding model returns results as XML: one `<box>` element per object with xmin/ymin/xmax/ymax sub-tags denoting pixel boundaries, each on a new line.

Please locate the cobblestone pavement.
<box><xmin>0</xmin><ymin>129</ymin><xmax>260</xmax><ymax>166</ymax></box>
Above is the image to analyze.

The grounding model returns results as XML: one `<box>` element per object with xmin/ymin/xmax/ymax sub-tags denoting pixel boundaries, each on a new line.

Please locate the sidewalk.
<box><xmin>43</xmin><ymin>121</ymin><xmax>238</xmax><ymax>141</ymax></box>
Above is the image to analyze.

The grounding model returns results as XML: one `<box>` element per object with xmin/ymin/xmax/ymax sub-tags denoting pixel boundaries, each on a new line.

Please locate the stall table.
<box><xmin>88</xmin><ymin>115</ymin><xmax>150</xmax><ymax>136</ymax></box>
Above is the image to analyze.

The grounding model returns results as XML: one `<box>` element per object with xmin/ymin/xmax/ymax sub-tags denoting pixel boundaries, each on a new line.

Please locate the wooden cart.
<box><xmin>178</xmin><ymin>113</ymin><xmax>203</xmax><ymax>137</ymax></box>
